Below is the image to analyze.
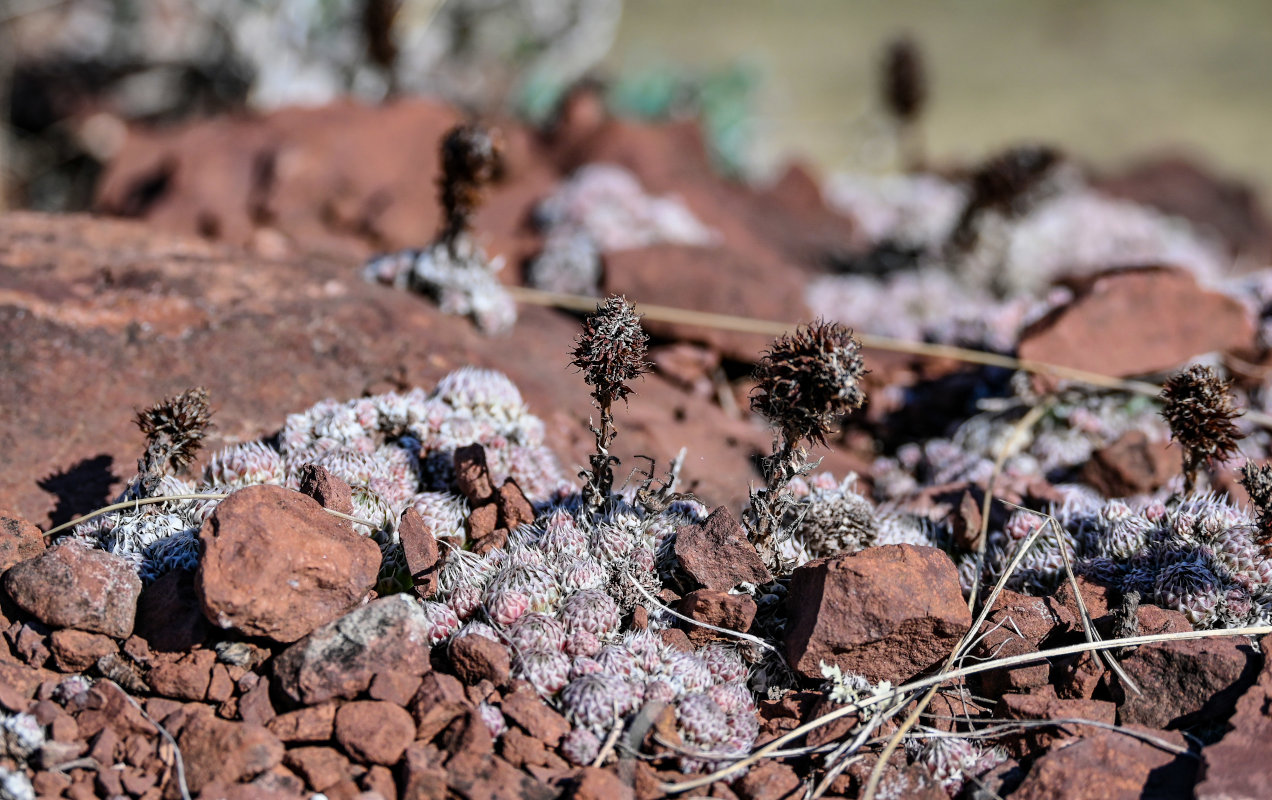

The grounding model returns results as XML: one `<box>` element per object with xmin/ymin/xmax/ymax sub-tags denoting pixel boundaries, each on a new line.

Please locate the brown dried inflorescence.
<box><xmin>1160</xmin><ymin>364</ymin><xmax>1243</xmax><ymax>493</ymax></box>
<box><xmin>749</xmin><ymin>320</ymin><xmax>866</xmax><ymax>571</ymax></box>
<box><xmin>134</xmin><ymin>386</ymin><xmax>212</xmax><ymax>495</ymax></box>
<box><xmin>571</xmin><ymin>295</ymin><xmax>651</xmax><ymax>509</ymax></box>
<box><xmin>1239</xmin><ymin>461</ymin><xmax>1272</xmax><ymax>552</ymax></box>
<box><xmin>949</xmin><ymin>144</ymin><xmax>1063</xmax><ymax>252</ymax></box>
<box><xmin>751</xmin><ymin>319</ymin><xmax>866</xmax><ymax>449</ymax></box>
<box><xmin>882</xmin><ymin>36</ymin><xmax>926</xmax><ymax>124</ymax></box>
<box><xmin>438</xmin><ymin>123</ymin><xmax>504</xmax><ymax>250</ymax></box>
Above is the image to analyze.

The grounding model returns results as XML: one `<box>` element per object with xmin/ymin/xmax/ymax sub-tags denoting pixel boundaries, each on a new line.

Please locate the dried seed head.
<box><xmin>571</xmin><ymin>295</ymin><xmax>651</xmax><ymax>405</ymax></box>
<box><xmin>881</xmin><ymin>36</ymin><xmax>926</xmax><ymax>123</ymax></box>
<box><xmin>1160</xmin><ymin>365</ymin><xmax>1243</xmax><ymax>488</ymax></box>
<box><xmin>966</xmin><ymin>145</ymin><xmax>1063</xmax><ymax>218</ymax></box>
<box><xmin>438</xmin><ymin>123</ymin><xmax>504</xmax><ymax>245</ymax></box>
<box><xmin>1240</xmin><ymin>461</ymin><xmax>1272</xmax><ymax>550</ymax></box>
<box><xmin>751</xmin><ymin>320</ymin><xmax>866</xmax><ymax>447</ymax></box>
<box><xmin>136</xmin><ymin>387</ymin><xmax>212</xmax><ymax>478</ymax></box>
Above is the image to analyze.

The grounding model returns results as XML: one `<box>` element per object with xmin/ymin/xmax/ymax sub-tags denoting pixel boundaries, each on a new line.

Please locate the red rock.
<box><xmin>209</xmin><ymin>663</ymin><xmax>236</xmax><ymax>704</ymax></box>
<box><xmin>1116</xmin><ymin>636</ymin><xmax>1259</xmax><ymax>730</ymax></box>
<box><xmin>1196</xmin><ymin>634</ymin><xmax>1272</xmax><ymax>800</ymax></box>
<box><xmin>239</xmin><ymin>675</ymin><xmax>277</xmax><ymax>727</ymax></box>
<box><xmin>178</xmin><ymin>708</ymin><xmax>285</xmax><ymax>794</ymax></box>
<box><xmin>147</xmin><ymin>648</ymin><xmax>217</xmax><ymax>701</ymax></box>
<box><xmin>12</xmin><ymin>623</ymin><xmax>50</xmax><ymax>667</ymax></box>
<box><xmin>297</xmin><ymin>465</ymin><xmax>356</xmax><ymax>531</ymax></box>
<box><xmin>119</xmin><ymin>766</ymin><xmax>155</xmax><ymax>796</ymax></box>
<box><xmin>197</xmin><ymin>485</ymin><xmax>381</xmax><ymax>643</ymax></box>
<box><xmin>995</xmin><ymin>690</ymin><xmax>1116</xmax><ymax>757</ymax></box>
<box><xmin>402</xmin><ymin>742</ymin><xmax>448</xmax><ymax>800</ymax></box>
<box><xmin>3</xmin><ymin>541</ymin><xmax>140</xmax><ymax>638</ymax></box>
<box><xmin>266</xmin><ymin>703</ymin><xmax>337</xmax><ymax>744</ymax></box>
<box><xmin>368</xmin><ymin>670</ymin><xmax>424</xmax><ymax>708</ymax></box>
<box><xmin>333</xmin><ymin>700</ymin><xmax>415</xmax><ymax>766</ymax></box>
<box><xmin>499</xmin><ymin>685</ymin><xmax>570</xmax><ymax>747</ymax></box>
<box><xmin>440</xmin><ymin>709</ymin><xmax>494</xmax><ymax>759</ymax></box>
<box><xmin>454</xmin><ymin>445</ymin><xmax>495</xmax><ymax>506</ymax></box>
<box><xmin>272</xmin><ymin>594</ymin><xmax>433</xmax><ymax>706</ymax></box>
<box><xmin>499</xmin><ymin>727</ymin><xmax>548</xmax><ymax>769</ymax></box>
<box><xmin>1134</xmin><ymin>603</ymin><xmax>1193</xmax><ymax>636</ymax></box>
<box><xmin>74</xmin><ymin>681</ymin><xmax>155</xmax><ymax>741</ymax></box>
<box><xmin>984</xmin><ymin>589</ymin><xmax>1072</xmax><ymax>646</ymax></box>
<box><xmin>1018</xmin><ymin>267</ymin><xmax>1254</xmax><ymax>383</ymax></box>
<box><xmin>444</xmin><ymin>750</ymin><xmax>555</xmax><ymax>800</ymax></box>
<box><xmin>1080</xmin><ymin>431</ymin><xmax>1180</xmax><ymax>497</ymax></box>
<box><xmin>659</xmin><ymin>627</ymin><xmax>694</xmax><ymax>653</ymax></box>
<box><xmin>650</xmin><ymin>343</ymin><xmax>720</xmax><ymax>395</ymax></box>
<box><xmin>32</xmin><ymin>771</ymin><xmax>70</xmax><ymax>797</ymax></box>
<box><xmin>473</xmin><ymin>527</ymin><xmax>509</xmax><ymax>556</ymax></box>
<box><xmin>569</xmin><ymin>767</ymin><xmax>635</xmax><ymax>800</ymax></box>
<box><xmin>134</xmin><ymin>568</ymin><xmax>211</xmax><ymax>651</ymax></box>
<box><xmin>678</xmin><ymin>589</ymin><xmax>757</xmax><ymax>644</ymax></box>
<box><xmin>399</xmin><ymin>508</ymin><xmax>440</xmax><ymax>599</ymax></box>
<box><xmin>0</xmin><ymin>506</ymin><xmax>44</xmax><ymax>574</ymax></box>
<box><xmin>495</xmin><ymin>480</ymin><xmax>534</xmax><ymax>531</ymax></box>
<box><xmin>1049</xmin><ymin>575</ymin><xmax>1114</xmax><ymax>627</ymax></box>
<box><xmin>48</xmin><ymin>629</ymin><xmax>116</xmax><ymax>673</ymax></box>
<box><xmin>466</xmin><ymin>504</ymin><xmax>499</xmax><ymax>543</ymax></box>
<box><xmin>410</xmin><ymin>671</ymin><xmax>471</xmax><ymax>741</ymax></box>
<box><xmin>784</xmin><ymin>545</ymin><xmax>971</xmax><ymax>684</ymax></box>
<box><xmin>674</xmin><ymin>507</ymin><xmax>771</xmax><ymax>592</ymax></box>
<box><xmin>1012</xmin><ymin>727</ymin><xmax>1195</xmax><ymax>800</ymax></box>
<box><xmin>448</xmin><ymin>634</ymin><xmax>512</xmax><ymax>687</ymax></box>
<box><xmin>1055</xmin><ymin>651</ymin><xmax>1106</xmax><ymax>700</ymax></box>
<box><xmin>361</xmin><ymin>764</ymin><xmax>397</xmax><ymax>799</ymax></box>
<box><xmin>733</xmin><ymin>760</ymin><xmax>801</xmax><ymax>800</ymax></box>
<box><xmin>285</xmin><ymin>746</ymin><xmax>351</xmax><ymax>792</ymax></box>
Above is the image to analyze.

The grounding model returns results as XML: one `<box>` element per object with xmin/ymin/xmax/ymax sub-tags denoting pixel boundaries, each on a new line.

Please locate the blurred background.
<box><xmin>3</xmin><ymin>0</ymin><xmax>1270</xmax><ymax>211</ymax></box>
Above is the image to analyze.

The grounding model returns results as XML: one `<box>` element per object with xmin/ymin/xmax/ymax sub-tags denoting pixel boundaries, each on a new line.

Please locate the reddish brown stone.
<box><xmin>368</xmin><ymin>670</ymin><xmax>424</xmax><ymax>708</ymax></box>
<box><xmin>208</xmin><ymin>663</ymin><xmax>236</xmax><ymax>704</ymax></box>
<box><xmin>1018</xmin><ymin>267</ymin><xmax>1254</xmax><ymax>383</ymax></box>
<box><xmin>402</xmin><ymin>742</ymin><xmax>449</xmax><ymax>800</ymax></box>
<box><xmin>48</xmin><ymin>629</ymin><xmax>116</xmax><ymax>673</ymax></box>
<box><xmin>569</xmin><ymin>767</ymin><xmax>635</xmax><ymax>800</ymax></box>
<box><xmin>499</xmin><ymin>686</ymin><xmax>570</xmax><ymax>747</ymax></box>
<box><xmin>176</xmin><ymin>708</ymin><xmax>284</xmax><ymax>794</ymax></box>
<box><xmin>673</xmin><ymin>507</ymin><xmax>771</xmax><ymax>592</ymax></box>
<box><xmin>74</xmin><ymin>681</ymin><xmax>156</xmax><ymax>741</ymax></box>
<box><xmin>0</xmin><ymin>506</ymin><xmax>44</xmax><ymax>574</ymax></box>
<box><xmin>3</xmin><ymin>542</ymin><xmax>140</xmax><ymax>638</ymax></box>
<box><xmin>197</xmin><ymin>485</ymin><xmax>380</xmax><ymax>643</ymax></box>
<box><xmin>334</xmin><ymin>700</ymin><xmax>415</xmax><ymax>766</ymax></box>
<box><xmin>448</xmin><ymin>634</ymin><xmax>512</xmax><ymax>687</ymax></box>
<box><xmin>238</xmin><ymin>675</ymin><xmax>277</xmax><ymax>727</ymax></box>
<box><xmin>473</xmin><ymin>527</ymin><xmax>509</xmax><ymax>556</ymax></box>
<box><xmin>1116</xmin><ymin>636</ymin><xmax>1260</xmax><ymax>730</ymax></box>
<box><xmin>13</xmin><ymin>622</ymin><xmax>50</xmax><ymax>667</ymax></box>
<box><xmin>399</xmin><ymin>508</ymin><xmax>441</xmax><ymax>599</ymax></box>
<box><xmin>678</xmin><ymin>589</ymin><xmax>757</xmax><ymax>644</ymax></box>
<box><xmin>500</xmin><ymin>727</ymin><xmax>549</xmax><ymax>769</ymax></box>
<box><xmin>733</xmin><ymin>760</ymin><xmax>801</xmax><ymax>800</ymax></box>
<box><xmin>1012</xmin><ymin>727</ymin><xmax>1196</xmax><ymax>800</ymax></box>
<box><xmin>1135</xmin><ymin>604</ymin><xmax>1193</xmax><ymax>636</ymax></box>
<box><xmin>1196</xmin><ymin>635</ymin><xmax>1272</xmax><ymax>800</ymax></box>
<box><xmin>996</xmin><ymin>691</ymin><xmax>1117</xmax><ymax>758</ymax></box>
<box><xmin>285</xmin><ymin>746</ymin><xmax>351</xmax><ymax>792</ymax></box>
<box><xmin>784</xmin><ymin>545</ymin><xmax>971</xmax><ymax>684</ymax></box>
<box><xmin>466</xmin><ymin>503</ymin><xmax>499</xmax><ymax>544</ymax></box>
<box><xmin>649</xmin><ymin>343</ymin><xmax>719</xmax><ymax>394</ymax></box>
<box><xmin>444</xmin><ymin>750</ymin><xmax>555</xmax><ymax>800</ymax></box>
<box><xmin>147</xmin><ymin>648</ymin><xmax>217</xmax><ymax>701</ymax></box>
<box><xmin>297</xmin><ymin>465</ymin><xmax>356</xmax><ymax>531</ymax></box>
<box><xmin>455</xmin><ymin>445</ymin><xmax>495</xmax><ymax>506</ymax></box>
<box><xmin>273</xmin><ymin>594</ymin><xmax>434</xmax><ymax>706</ymax></box>
<box><xmin>1081</xmin><ymin>431</ymin><xmax>1180</xmax><ymax>497</ymax></box>
<box><xmin>495</xmin><ymin>480</ymin><xmax>535</xmax><ymax>531</ymax></box>
<box><xmin>440</xmin><ymin>709</ymin><xmax>494</xmax><ymax>759</ymax></box>
<box><xmin>411</xmin><ymin>671</ymin><xmax>471</xmax><ymax>741</ymax></box>
<box><xmin>265</xmin><ymin>703</ymin><xmax>337</xmax><ymax>744</ymax></box>
<box><xmin>361</xmin><ymin>764</ymin><xmax>397</xmax><ymax>799</ymax></box>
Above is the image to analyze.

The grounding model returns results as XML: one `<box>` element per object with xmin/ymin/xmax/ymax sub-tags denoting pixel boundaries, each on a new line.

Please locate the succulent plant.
<box><xmin>557</xmin><ymin>589</ymin><xmax>620</xmax><ymax>638</ymax></box>
<box><xmin>559</xmin><ymin>727</ymin><xmax>601</xmax><ymax>767</ymax></box>
<box><xmin>0</xmin><ymin>712</ymin><xmax>43</xmax><ymax>760</ymax></box>
<box><xmin>560</xmin><ymin>673</ymin><xmax>636</xmax><ymax>735</ymax></box>
<box><xmin>508</xmin><ymin>612</ymin><xmax>568</xmax><ymax>653</ymax></box>
<box><xmin>512</xmin><ymin>648</ymin><xmax>571</xmax><ymax>695</ymax></box>
<box><xmin>477</xmin><ymin>701</ymin><xmax>507</xmax><ymax>740</ymax></box>
<box><xmin>675</xmin><ymin>692</ymin><xmax>731</xmax><ymax>753</ymax></box>
<box><xmin>420</xmin><ymin>601</ymin><xmax>462</xmax><ymax>644</ymax></box>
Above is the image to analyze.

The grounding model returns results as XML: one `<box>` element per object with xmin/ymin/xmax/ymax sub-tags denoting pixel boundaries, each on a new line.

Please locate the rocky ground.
<box><xmin>4</xmin><ymin>94</ymin><xmax>1272</xmax><ymax>800</ymax></box>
